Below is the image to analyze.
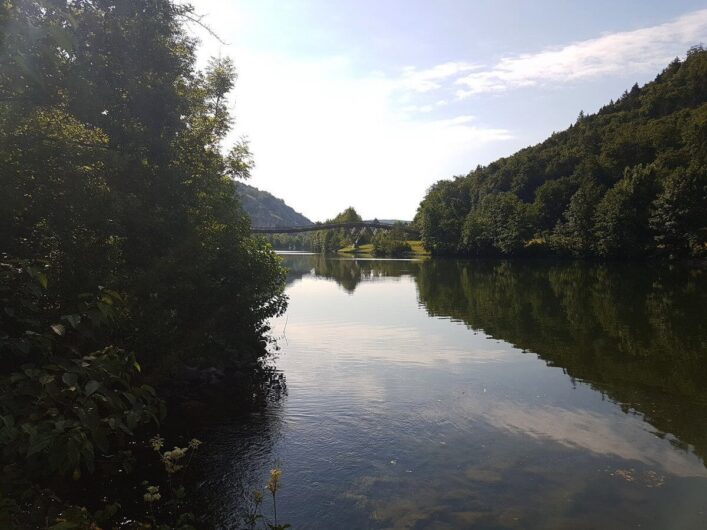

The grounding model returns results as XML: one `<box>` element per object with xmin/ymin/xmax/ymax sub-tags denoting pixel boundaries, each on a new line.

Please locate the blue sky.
<box><xmin>188</xmin><ymin>1</ymin><xmax>707</xmax><ymax>221</ymax></box>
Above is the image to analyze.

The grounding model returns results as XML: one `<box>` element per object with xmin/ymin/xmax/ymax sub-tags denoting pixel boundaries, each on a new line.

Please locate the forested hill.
<box><xmin>416</xmin><ymin>46</ymin><xmax>707</xmax><ymax>259</ymax></box>
<box><xmin>235</xmin><ymin>182</ymin><xmax>312</xmax><ymax>228</ymax></box>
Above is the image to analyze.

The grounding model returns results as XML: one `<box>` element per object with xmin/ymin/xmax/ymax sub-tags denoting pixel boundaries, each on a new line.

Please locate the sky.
<box><xmin>187</xmin><ymin>0</ymin><xmax>707</xmax><ymax>221</ymax></box>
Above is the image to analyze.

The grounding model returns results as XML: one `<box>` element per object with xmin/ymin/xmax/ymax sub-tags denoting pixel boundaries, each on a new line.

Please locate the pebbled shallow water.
<box><xmin>195</xmin><ymin>255</ymin><xmax>707</xmax><ymax>529</ymax></box>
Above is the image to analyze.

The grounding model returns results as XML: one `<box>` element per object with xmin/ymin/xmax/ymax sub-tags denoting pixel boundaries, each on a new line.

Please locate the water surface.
<box><xmin>196</xmin><ymin>255</ymin><xmax>707</xmax><ymax>529</ymax></box>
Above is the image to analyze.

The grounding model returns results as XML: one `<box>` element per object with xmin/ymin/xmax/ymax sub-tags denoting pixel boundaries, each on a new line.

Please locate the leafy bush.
<box><xmin>1</xmin><ymin>347</ymin><xmax>160</xmax><ymax>477</ymax></box>
<box><xmin>0</xmin><ymin>263</ymin><xmax>164</xmax><ymax>523</ymax></box>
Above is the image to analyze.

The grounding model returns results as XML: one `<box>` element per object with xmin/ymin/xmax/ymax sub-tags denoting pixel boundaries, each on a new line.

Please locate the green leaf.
<box><xmin>63</xmin><ymin>314</ymin><xmax>81</xmax><ymax>328</ymax></box>
<box><xmin>36</xmin><ymin>271</ymin><xmax>48</xmax><ymax>289</ymax></box>
<box><xmin>85</xmin><ymin>380</ymin><xmax>101</xmax><ymax>396</ymax></box>
<box><xmin>49</xmin><ymin>521</ymin><xmax>81</xmax><ymax>530</ymax></box>
<box><xmin>27</xmin><ymin>437</ymin><xmax>51</xmax><ymax>456</ymax></box>
<box><xmin>99</xmin><ymin>295</ymin><xmax>114</xmax><ymax>306</ymax></box>
<box><xmin>62</xmin><ymin>372</ymin><xmax>79</xmax><ymax>386</ymax></box>
<box><xmin>125</xmin><ymin>410</ymin><xmax>139</xmax><ymax>430</ymax></box>
<box><xmin>102</xmin><ymin>289</ymin><xmax>122</xmax><ymax>301</ymax></box>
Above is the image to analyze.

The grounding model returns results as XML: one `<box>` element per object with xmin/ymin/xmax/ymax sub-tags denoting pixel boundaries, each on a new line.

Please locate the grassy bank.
<box><xmin>338</xmin><ymin>241</ymin><xmax>430</xmax><ymax>258</ymax></box>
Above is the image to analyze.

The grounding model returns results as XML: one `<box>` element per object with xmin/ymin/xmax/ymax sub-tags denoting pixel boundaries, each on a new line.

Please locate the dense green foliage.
<box><xmin>265</xmin><ymin>207</ymin><xmax>416</xmax><ymax>254</ymax></box>
<box><xmin>0</xmin><ymin>0</ymin><xmax>286</xmax><ymax>526</ymax></box>
<box><xmin>371</xmin><ymin>223</ymin><xmax>412</xmax><ymax>257</ymax></box>
<box><xmin>236</xmin><ymin>181</ymin><xmax>312</xmax><ymax>228</ymax></box>
<box><xmin>416</xmin><ymin>48</ymin><xmax>707</xmax><ymax>258</ymax></box>
<box><xmin>310</xmin><ymin>207</ymin><xmax>369</xmax><ymax>252</ymax></box>
<box><xmin>265</xmin><ymin>206</ymin><xmax>372</xmax><ymax>252</ymax></box>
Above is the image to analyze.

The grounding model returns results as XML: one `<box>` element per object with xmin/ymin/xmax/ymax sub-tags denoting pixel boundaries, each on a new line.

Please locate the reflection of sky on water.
<box><xmin>272</xmin><ymin>276</ymin><xmax>707</xmax><ymax>478</ymax></box>
<box><xmin>203</xmin><ymin>259</ymin><xmax>707</xmax><ymax>528</ymax></box>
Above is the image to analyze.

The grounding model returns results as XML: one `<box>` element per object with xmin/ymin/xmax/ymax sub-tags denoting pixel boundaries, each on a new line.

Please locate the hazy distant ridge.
<box><xmin>235</xmin><ymin>182</ymin><xmax>313</xmax><ymax>228</ymax></box>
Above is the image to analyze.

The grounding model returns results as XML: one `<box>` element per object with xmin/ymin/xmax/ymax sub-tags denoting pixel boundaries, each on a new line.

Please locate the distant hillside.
<box><xmin>235</xmin><ymin>182</ymin><xmax>312</xmax><ymax>228</ymax></box>
<box><xmin>416</xmin><ymin>46</ymin><xmax>707</xmax><ymax>259</ymax></box>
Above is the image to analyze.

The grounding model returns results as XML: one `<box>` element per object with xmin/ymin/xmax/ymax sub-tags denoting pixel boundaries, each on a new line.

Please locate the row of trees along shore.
<box><xmin>267</xmin><ymin>207</ymin><xmax>413</xmax><ymax>257</ymax></box>
<box><xmin>266</xmin><ymin>207</ymin><xmax>373</xmax><ymax>252</ymax></box>
<box><xmin>415</xmin><ymin>47</ymin><xmax>707</xmax><ymax>259</ymax></box>
<box><xmin>1</xmin><ymin>1</ymin><xmax>286</xmax><ymax>528</ymax></box>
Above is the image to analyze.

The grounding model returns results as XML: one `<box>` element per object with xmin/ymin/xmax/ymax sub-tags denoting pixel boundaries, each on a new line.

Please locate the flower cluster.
<box><xmin>143</xmin><ymin>485</ymin><xmax>161</xmax><ymax>503</ymax></box>
<box><xmin>246</xmin><ymin>466</ymin><xmax>287</xmax><ymax>527</ymax></box>
<box><xmin>150</xmin><ymin>434</ymin><xmax>165</xmax><ymax>452</ymax></box>
<box><xmin>266</xmin><ymin>467</ymin><xmax>282</xmax><ymax>496</ymax></box>
<box><xmin>148</xmin><ymin>435</ymin><xmax>202</xmax><ymax>475</ymax></box>
<box><xmin>253</xmin><ymin>490</ymin><xmax>263</xmax><ymax>505</ymax></box>
<box><xmin>161</xmin><ymin>446</ymin><xmax>187</xmax><ymax>474</ymax></box>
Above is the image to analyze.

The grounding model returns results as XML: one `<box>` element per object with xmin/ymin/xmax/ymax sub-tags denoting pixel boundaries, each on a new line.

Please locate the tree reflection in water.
<box><xmin>289</xmin><ymin>253</ymin><xmax>707</xmax><ymax>464</ymax></box>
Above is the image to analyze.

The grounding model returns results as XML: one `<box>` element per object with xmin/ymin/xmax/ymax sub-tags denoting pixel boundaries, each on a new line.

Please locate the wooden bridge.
<box><xmin>251</xmin><ymin>221</ymin><xmax>418</xmax><ymax>235</ymax></box>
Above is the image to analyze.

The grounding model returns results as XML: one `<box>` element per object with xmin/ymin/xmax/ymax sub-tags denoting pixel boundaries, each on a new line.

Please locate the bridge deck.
<box><xmin>250</xmin><ymin>221</ymin><xmax>417</xmax><ymax>234</ymax></box>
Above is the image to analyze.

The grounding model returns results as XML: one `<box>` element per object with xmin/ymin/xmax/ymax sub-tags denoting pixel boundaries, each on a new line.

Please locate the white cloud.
<box><xmin>186</xmin><ymin>2</ymin><xmax>707</xmax><ymax>220</ymax></box>
<box><xmin>399</xmin><ymin>61</ymin><xmax>481</xmax><ymax>93</ymax></box>
<box><xmin>456</xmin><ymin>8</ymin><xmax>707</xmax><ymax>97</ymax></box>
<box><xmin>223</xmin><ymin>51</ymin><xmax>511</xmax><ymax>220</ymax></box>
<box><xmin>481</xmin><ymin>402</ymin><xmax>707</xmax><ymax>478</ymax></box>
<box><xmin>401</xmin><ymin>104</ymin><xmax>434</xmax><ymax>113</ymax></box>
<box><xmin>185</xmin><ymin>1</ymin><xmax>513</xmax><ymax>220</ymax></box>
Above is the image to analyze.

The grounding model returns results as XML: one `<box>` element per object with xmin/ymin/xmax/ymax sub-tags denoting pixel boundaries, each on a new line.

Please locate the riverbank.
<box><xmin>337</xmin><ymin>240</ymin><xmax>430</xmax><ymax>258</ymax></box>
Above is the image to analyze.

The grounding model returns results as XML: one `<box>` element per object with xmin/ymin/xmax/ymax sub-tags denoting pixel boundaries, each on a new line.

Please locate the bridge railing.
<box><xmin>250</xmin><ymin>221</ymin><xmax>418</xmax><ymax>235</ymax></box>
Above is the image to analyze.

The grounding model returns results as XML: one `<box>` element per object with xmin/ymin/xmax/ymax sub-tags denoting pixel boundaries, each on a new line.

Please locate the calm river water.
<box><xmin>194</xmin><ymin>254</ymin><xmax>707</xmax><ymax>529</ymax></box>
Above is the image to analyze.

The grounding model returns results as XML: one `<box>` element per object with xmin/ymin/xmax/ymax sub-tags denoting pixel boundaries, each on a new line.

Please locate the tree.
<box><xmin>554</xmin><ymin>180</ymin><xmax>604</xmax><ymax>256</ymax></box>
<box><xmin>416</xmin><ymin>178</ymin><xmax>470</xmax><ymax>255</ymax></box>
<box><xmin>0</xmin><ymin>1</ymin><xmax>286</xmax><ymax>525</ymax></box>
<box><xmin>372</xmin><ymin>223</ymin><xmax>411</xmax><ymax>257</ymax></box>
<box><xmin>1</xmin><ymin>0</ymin><xmax>287</xmax><ymax>361</ymax></box>
<box><xmin>533</xmin><ymin>177</ymin><xmax>578</xmax><ymax>231</ymax></box>
<box><xmin>650</xmin><ymin>166</ymin><xmax>707</xmax><ymax>256</ymax></box>
<box><xmin>310</xmin><ymin>207</ymin><xmax>363</xmax><ymax>252</ymax></box>
<box><xmin>462</xmin><ymin>192</ymin><xmax>535</xmax><ymax>255</ymax></box>
<box><xmin>415</xmin><ymin>47</ymin><xmax>707</xmax><ymax>259</ymax></box>
<box><xmin>593</xmin><ymin>164</ymin><xmax>658</xmax><ymax>258</ymax></box>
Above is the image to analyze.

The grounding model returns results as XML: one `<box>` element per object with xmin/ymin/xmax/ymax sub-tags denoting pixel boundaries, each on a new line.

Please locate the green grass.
<box><xmin>406</xmin><ymin>240</ymin><xmax>430</xmax><ymax>256</ymax></box>
<box><xmin>338</xmin><ymin>241</ymin><xmax>429</xmax><ymax>257</ymax></box>
<box><xmin>338</xmin><ymin>243</ymin><xmax>374</xmax><ymax>255</ymax></box>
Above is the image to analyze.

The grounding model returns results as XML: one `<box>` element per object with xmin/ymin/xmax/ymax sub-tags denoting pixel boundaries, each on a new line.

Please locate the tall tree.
<box><xmin>462</xmin><ymin>192</ymin><xmax>534</xmax><ymax>255</ymax></box>
<box><xmin>0</xmin><ymin>2</ymin><xmax>286</xmax><ymax>525</ymax></box>
<box><xmin>416</xmin><ymin>178</ymin><xmax>470</xmax><ymax>255</ymax></box>
<box><xmin>555</xmin><ymin>180</ymin><xmax>604</xmax><ymax>256</ymax></box>
<box><xmin>649</xmin><ymin>165</ymin><xmax>707</xmax><ymax>257</ymax></box>
<box><xmin>593</xmin><ymin>165</ymin><xmax>658</xmax><ymax>258</ymax></box>
<box><xmin>0</xmin><ymin>0</ymin><xmax>287</xmax><ymax>361</ymax></box>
